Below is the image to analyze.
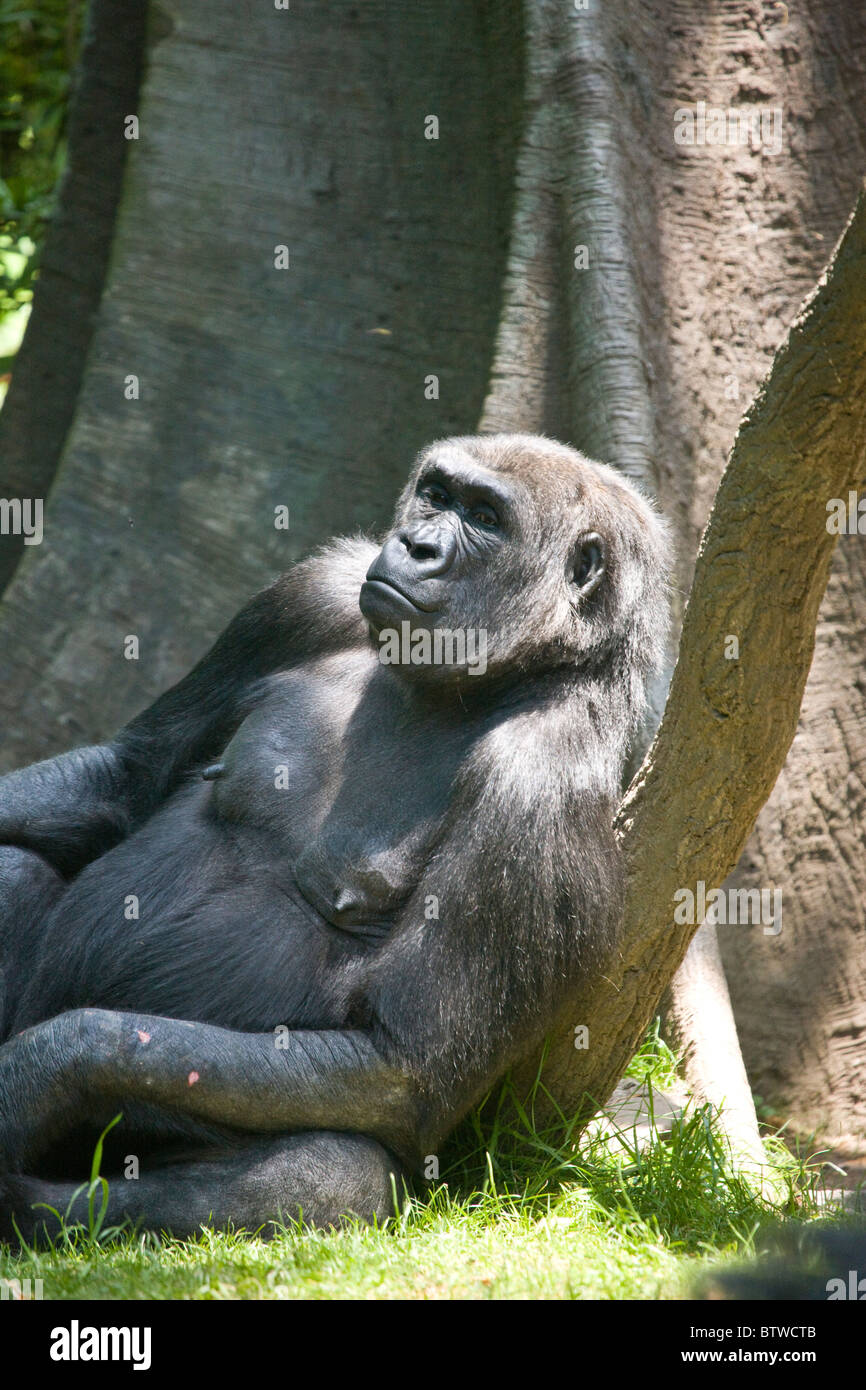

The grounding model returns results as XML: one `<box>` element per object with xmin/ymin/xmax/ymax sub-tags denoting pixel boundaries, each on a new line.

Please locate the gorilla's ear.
<box><xmin>573</xmin><ymin>533</ymin><xmax>606</xmax><ymax>597</ymax></box>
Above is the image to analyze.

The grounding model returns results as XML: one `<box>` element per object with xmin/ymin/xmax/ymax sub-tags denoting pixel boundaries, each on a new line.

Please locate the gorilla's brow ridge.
<box><xmin>416</xmin><ymin>458</ymin><xmax>516</xmax><ymax>512</ymax></box>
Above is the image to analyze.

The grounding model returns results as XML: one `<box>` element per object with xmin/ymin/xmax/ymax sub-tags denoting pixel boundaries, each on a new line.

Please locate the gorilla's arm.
<box><xmin>358</xmin><ymin>714</ymin><xmax>624</xmax><ymax>1137</ymax></box>
<box><xmin>0</xmin><ymin>540</ymin><xmax>375</xmax><ymax>876</ymax></box>
<box><xmin>0</xmin><ymin>1011</ymin><xmax>419</xmax><ymax>1170</ymax></box>
<box><xmin>0</xmin><ymin>714</ymin><xmax>622</xmax><ymax>1169</ymax></box>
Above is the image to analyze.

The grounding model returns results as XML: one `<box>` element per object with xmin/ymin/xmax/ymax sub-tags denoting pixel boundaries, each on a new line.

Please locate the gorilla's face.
<box><xmin>361</xmin><ymin>448</ymin><xmax>521</xmax><ymax>625</ymax></box>
<box><xmin>359</xmin><ymin>434</ymin><xmax>668</xmax><ymax>685</ymax></box>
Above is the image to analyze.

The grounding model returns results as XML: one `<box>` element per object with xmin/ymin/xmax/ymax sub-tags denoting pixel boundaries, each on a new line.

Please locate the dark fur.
<box><xmin>0</xmin><ymin>434</ymin><xmax>669</xmax><ymax>1239</ymax></box>
<box><xmin>699</xmin><ymin>1224</ymin><xmax>866</xmax><ymax>1300</ymax></box>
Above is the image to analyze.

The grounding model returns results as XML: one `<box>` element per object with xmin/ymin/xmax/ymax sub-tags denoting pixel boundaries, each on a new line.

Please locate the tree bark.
<box><xmin>637</xmin><ymin>0</ymin><xmax>866</xmax><ymax>1153</ymax></box>
<box><xmin>513</xmin><ymin>191</ymin><xmax>866</xmax><ymax>1127</ymax></box>
<box><xmin>0</xmin><ymin>0</ymin><xmax>521</xmax><ymax>769</ymax></box>
<box><xmin>0</xmin><ymin>0</ymin><xmax>148</xmax><ymax>594</ymax></box>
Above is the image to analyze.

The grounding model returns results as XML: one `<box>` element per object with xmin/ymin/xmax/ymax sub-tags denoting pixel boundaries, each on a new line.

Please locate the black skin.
<box><xmin>0</xmin><ymin>433</ymin><xmax>669</xmax><ymax>1241</ymax></box>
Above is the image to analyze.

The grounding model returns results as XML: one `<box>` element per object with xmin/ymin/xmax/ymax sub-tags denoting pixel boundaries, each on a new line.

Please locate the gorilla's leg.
<box><xmin>0</xmin><ymin>846</ymin><xmax>65</xmax><ymax>1042</ymax></box>
<box><xmin>0</xmin><ymin>1131</ymin><xmax>405</xmax><ymax>1245</ymax></box>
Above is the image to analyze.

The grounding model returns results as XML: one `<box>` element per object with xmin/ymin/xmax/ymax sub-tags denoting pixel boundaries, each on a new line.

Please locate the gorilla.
<box><xmin>699</xmin><ymin>1223</ymin><xmax>866</xmax><ymax>1300</ymax></box>
<box><xmin>0</xmin><ymin>433</ymin><xmax>669</xmax><ymax>1240</ymax></box>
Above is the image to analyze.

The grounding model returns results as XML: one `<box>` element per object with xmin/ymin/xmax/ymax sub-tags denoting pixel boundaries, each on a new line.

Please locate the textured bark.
<box><xmin>0</xmin><ymin>0</ymin><xmax>149</xmax><ymax>594</ymax></box>
<box><xmin>478</xmin><ymin>1</ymin><xmax>658</xmax><ymax>489</ymax></box>
<box><xmin>0</xmin><ymin>0</ymin><xmax>521</xmax><ymax>767</ymax></box>
<box><xmin>514</xmin><ymin>192</ymin><xmax>866</xmax><ymax>1125</ymax></box>
<box><xmin>635</xmin><ymin>0</ymin><xmax>866</xmax><ymax>1151</ymax></box>
<box><xmin>722</xmin><ymin>535</ymin><xmax>866</xmax><ymax>1155</ymax></box>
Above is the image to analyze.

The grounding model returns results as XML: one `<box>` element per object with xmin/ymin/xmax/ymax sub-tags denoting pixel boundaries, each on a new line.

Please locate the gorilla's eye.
<box><xmin>469</xmin><ymin>503</ymin><xmax>499</xmax><ymax>529</ymax></box>
<box><xmin>420</xmin><ymin>483</ymin><xmax>450</xmax><ymax>508</ymax></box>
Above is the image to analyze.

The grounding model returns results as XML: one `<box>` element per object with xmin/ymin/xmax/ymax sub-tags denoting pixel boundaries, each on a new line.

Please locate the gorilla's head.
<box><xmin>360</xmin><ymin>434</ymin><xmax>670</xmax><ymax>714</ymax></box>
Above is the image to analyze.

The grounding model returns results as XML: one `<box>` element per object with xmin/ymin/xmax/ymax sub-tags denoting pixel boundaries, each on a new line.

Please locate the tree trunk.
<box><xmin>0</xmin><ymin>0</ymin><xmax>521</xmax><ymax>767</ymax></box>
<box><xmin>0</xmin><ymin>0</ymin><xmax>148</xmax><ymax>594</ymax></box>
<box><xmin>633</xmin><ymin>0</ymin><xmax>866</xmax><ymax>1154</ymax></box>
<box><xmin>514</xmin><ymin>192</ymin><xmax>866</xmax><ymax>1125</ymax></box>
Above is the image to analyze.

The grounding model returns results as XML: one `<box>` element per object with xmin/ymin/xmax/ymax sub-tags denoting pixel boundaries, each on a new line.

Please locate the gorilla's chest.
<box><xmin>209</xmin><ymin>654</ymin><xmax>467</xmax><ymax>932</ymax></box>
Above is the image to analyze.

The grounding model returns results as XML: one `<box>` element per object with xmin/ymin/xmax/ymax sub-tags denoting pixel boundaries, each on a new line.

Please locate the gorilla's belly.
<box><xmin>205</xmin><ymin>663</ymin><xmax>457</xmax><ymax>932</ymax></box>
<box><xmin>18</xmin><ymin>662</ymin><xmax>461</xmax><ymax>1033</ymax></box>
<box><xmin>18</xmin><ymin>784</ymin><xmax>365</xmax><ymax>1034</ymax></box>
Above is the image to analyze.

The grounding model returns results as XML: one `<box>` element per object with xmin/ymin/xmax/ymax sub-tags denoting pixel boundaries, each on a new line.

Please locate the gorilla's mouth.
<box><xmin>360</xmin><ymin>578</ymin><xmax>437</xmax><ymax>614</ymax></box>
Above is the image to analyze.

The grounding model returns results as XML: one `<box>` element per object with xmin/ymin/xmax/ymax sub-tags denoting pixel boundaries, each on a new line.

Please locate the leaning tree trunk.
<box><xmin>629</xmin><ymin>0</ymin><xmax>866</xmax><ymax>1156</ymax></box>
<box><xmin>512</xmin><ymin>191</ymin><xmax>866</xmax><ymax>1126</ymax></box>
<box><xmin>476</xmin><ymin>0</ymin><xmax>866</xmax><ymax>1153</ymax></box>
<box><xmin>2</xmin><ymin>0</ymin><xmax>865</xmax><ymax>1153</ymax></box>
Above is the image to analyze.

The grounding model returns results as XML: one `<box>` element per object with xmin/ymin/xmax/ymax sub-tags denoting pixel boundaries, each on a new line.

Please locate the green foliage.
<box><xmin>440</xmin><ymin>1076</ymin><xmax>796</xmax><ymax>1256</ymax></box>
<box><xmin>624</xmin><ymin>1014</ymin><xmax>681</xmax><ymax>1091</ymax></box>
<box><xmin>30</xmin><ymin>1114</ymin><xmax>130</xmax><ymax>1252</ymax></box>
<box><xmin>0</xmin><ymin>0</ymin><xmax>82</xmax><ymax>321</ymax></box>
<box><xmin>0</xmin><ymin>1095</ymin><xmax>835</xmax><ymax>1300</ymax></box>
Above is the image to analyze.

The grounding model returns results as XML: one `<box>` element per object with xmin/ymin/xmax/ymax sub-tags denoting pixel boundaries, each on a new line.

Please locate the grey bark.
<box><xmin>0</xmin><ymin>0</ymin><xmax>521</xmax><ymax>767</ymax></box>
<box><xmin>0</xmin><ymin>0</ymin><xmax>148</xmax><ymax>593</ymax></box>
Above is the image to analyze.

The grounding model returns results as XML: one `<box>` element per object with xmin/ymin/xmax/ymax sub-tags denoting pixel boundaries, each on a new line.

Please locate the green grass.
<box><xmin>0</xmin><ymin>1027</ymin><xmax>850</xmax><ymax>1300</ymax></box>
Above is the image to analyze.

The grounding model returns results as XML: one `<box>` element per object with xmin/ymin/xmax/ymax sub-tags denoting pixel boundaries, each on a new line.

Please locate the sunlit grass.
<box><xmin>0</xmin><ymin>1026</ymin><xmax>848</xmax><ymax>1300</ymax></box>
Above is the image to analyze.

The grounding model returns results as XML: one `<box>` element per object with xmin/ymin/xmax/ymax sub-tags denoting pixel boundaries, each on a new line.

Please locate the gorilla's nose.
<box><xmin>396</xmin><ymin>521</ymin><xmax>456</xmax><ymax>577</ymax></box>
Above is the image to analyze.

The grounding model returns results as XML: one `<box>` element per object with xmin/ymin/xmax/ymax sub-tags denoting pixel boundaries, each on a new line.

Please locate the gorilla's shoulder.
<box><xmin>263</xmin><ymin>535</ymin><xmax>379</xmax><ymax>648</ymax></box>
<box><xmin>286</xmin><ymin>534</ymin><xmax>378</xmax><ymax>596</ymax></box>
